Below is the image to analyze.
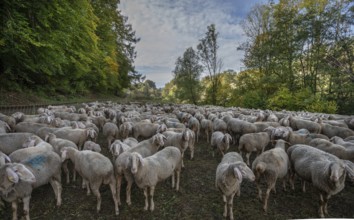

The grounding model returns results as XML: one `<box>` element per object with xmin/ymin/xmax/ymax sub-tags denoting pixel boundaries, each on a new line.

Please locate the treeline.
<box><xmin>0</xmin><ymin>0</ymin><xmax>139</xmax><ymax>95</ymax></box>
<box><xmin>162</xmin><ymin>0</ymin><xmax>354</xmax><ymax>114</ymax></box>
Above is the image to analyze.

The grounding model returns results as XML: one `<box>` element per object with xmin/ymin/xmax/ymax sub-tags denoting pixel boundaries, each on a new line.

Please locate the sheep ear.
<box><xmin>233</xmin><ymin>166</ymin><xmax>243</xmax><ymax>182</ymax></box>
<box><xmin>61</xmin><ymin>149</ymin><xmax>68</xmax><ymax>162</ymax></box>
<box><xmin>344</xmin><ymin>160</ymin><xmax>354</xmax><ymax>180</ymax></box>
<box><xmin>5</xmin><ymin>123</ymin><xmax>11</xmax><ymax>132</ymax></box>
<box><xmin>6</xmin><ymin>167</ymin><xmax>19</xmax><ymax>183</ymax></box>
<box><xmin>138</xmin><ymin>154</ymin><xmax>144</xmax><ymax>166</ymax></box>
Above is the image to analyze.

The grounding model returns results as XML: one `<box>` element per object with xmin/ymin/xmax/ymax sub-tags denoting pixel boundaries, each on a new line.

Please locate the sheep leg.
<box><xmin>108</xmin><ymin>178</ymin><xmax>119</xmax><ymax>215</ymax></box>
<box><xmin>126</xmin><ymin>178</ymin><xmax>133</xmax><ymax>205</ymax></box>
<box><xmin>245</xmin><ymin>153</ymin><xmax>251</xmax><ymax>166</ymax></box>
<box><xmin>222</xmin><ymin>195</ymin><xmax>227</xmax><ymax>217</ymax></box>
<box><xmin>49</xmin><ymin>178</ymin><xmax>62</xmax><ymax>206</ymax></box>
<box><xmin>319</xmin><ymin>194</ymin><xmax>325</xmax><ymax>218</ymax></box>
<box><xmin>11</xmin><ymin>201</ymin><xmax>18</xmax><ymax>220</ymax></box>
<box><xmin>256</xmin><ymin>180</ymin><xmax>262</xmax><ymax>201</ymax></box>
<box><xmin>149</xmin><ymin>186</ymin><xmax>155</xmax><ymax>211</ymax></box>
<box><xmin>175</xmin><ymin>170</ymin><xmax>180</xmax><ymax>191</ymax></box>
<box><xmin>301</xmin><ymin>180</ymin><xmax>306</xmax><ymax>193</ymax></box>
<box><xmin>172</xmin><ymin>172</ymin><xmax>175</xmax><ymax>189</ymax></box>
<box><xmin>181</xmin><ymin>152</ymin><xmax>185</xmax><ymax>168</ymax></box>
<box><xmin>228</xmin><ymin>194</ymin><xmax>235</xmax><ymax>220</ymax></box>
<box><xmin>264</xmin><ymin>182</ymin><xmax>276</xmax><ymax>212</ymax></box>
<box><xmin>143</xmin><ymin>187</ymin><xmax>149</xmax><ymax>211</ymax></box>
<box><xmin>22</xmin><ymin>196</ymin><xmax>31</xmax><ymax>220</ymax></box>
<box><xmin>190</xmin><ymin>146</ymin><xmax>194</xmax><ymax>160</ymax></box>
<box><xmin>72</xmin><ymin>168</ymin><xmax>77</xmax><ymax>182</ymax></box>
<box><xmin>62</xmin><ymin>161</ymin><xmax>70</xmax><ymax>184</ymax></box>
<box><xmin>93</xmin><ymin>188</ymin><xmax>102</xmax><ymax>213</ymax></box>
<box><xmin>116</xmin><ymin>175</ymin><xmax>122</xmax><ymax>205</ymax></box>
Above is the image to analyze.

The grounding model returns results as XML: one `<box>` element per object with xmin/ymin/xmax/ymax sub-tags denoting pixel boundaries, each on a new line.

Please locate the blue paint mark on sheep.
<box><xmin>25</xmin><ymin>155</ymin><xmax>46</xmax><ymax>169</ymax></box>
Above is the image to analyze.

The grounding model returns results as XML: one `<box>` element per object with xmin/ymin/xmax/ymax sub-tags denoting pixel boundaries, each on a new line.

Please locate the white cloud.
<box><xmin>120</xmin><ymin>0</ymin><xmax>266</xmax><ymax>88</ymax></box>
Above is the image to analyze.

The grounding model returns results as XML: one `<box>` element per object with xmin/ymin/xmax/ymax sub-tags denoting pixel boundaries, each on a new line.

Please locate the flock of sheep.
<box><xmin>0</xmin><ymin>102</ymin><xmax>354</xmax><ymax>219</ymax></box>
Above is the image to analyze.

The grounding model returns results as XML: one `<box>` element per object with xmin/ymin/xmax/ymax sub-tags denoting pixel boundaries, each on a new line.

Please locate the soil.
<box><xmin>2</xmin><ymin>133</ymin><xmax>354</xmax><ymax>220</ymax></box>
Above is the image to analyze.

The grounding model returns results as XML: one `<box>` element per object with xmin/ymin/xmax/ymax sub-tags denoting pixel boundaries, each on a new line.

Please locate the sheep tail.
<box><xmin>256</xmin><ymin>162</ymin><xmax>266</xmax><ymax>174</ymax></box>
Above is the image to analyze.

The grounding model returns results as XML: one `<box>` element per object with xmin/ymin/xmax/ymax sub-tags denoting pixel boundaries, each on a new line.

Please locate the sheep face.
<box><xmin>152</xmin><ymin>134</ymin><xmax>166</xmax><ymax>147</ymax></box>
<box><xmin>0</xmin><ymin>164</ymin><xmax>36</xmax><ymax>195</ymax></box>
<box><xmin>130</xmin><ymin>153</ymin><xmax>143</xmax><ymax>174</ymax></box>
<box><xmin>22</xmin><ymin>136</ymin><xmax>37</xmax><ymax>148</ymax></box>
<box><xmin>329</xmin><ymin>163</ymin><xmax>345</xmax><ymax>183</ymax></box>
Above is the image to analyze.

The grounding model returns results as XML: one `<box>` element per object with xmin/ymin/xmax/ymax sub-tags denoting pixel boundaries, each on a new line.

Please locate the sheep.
<box><xmin>330</xmin><ymin>136</ymin><xmax>354</xmax><ymax>148</ymax></box>
<box><xmin>53</xmin><ymin>127</ymin><xmax>97</xmax><ymax>150</ymax></box>
<box><xmin>265</xmin><ymin>126</ymin><xmax>293</xmax><ymax>141</ymax></box>
<box><xmin>252</xmin><ymin>139</ymin><xmax>290</xmax><ymax>212</ymax></box>
<box><xmin>288</xmin><ymin>116</ymin><xmax>321</xmax><ymax>134</ymax></box>
<box><xmin>344</xmin><ymin>117</ymin><xmax>354</xmax><ymax>130</ymax></box>
<box><xmin>213</xmin><ymin>119</ymin><xmax>228</xmax><ymax>133</ymax></box>
<box><xmin>286</xmin><ymin>131</ymin><xmax>312</xmax><ymax>146</ymax></box>
<box><xmin>14</xmin><ymin>121</ymin><xmax>51</xmax><ymax>134</ymax></box>
<box><xmin>238</xmin><ymin>132</ymin><xmax>270</xmax><ymax>166</ymax></box>
<box><xmin>164</xmin><ymin>120</ymin><xmax>186</xmax><ymax>129</ymax></box>
<box><xmin>36</xmin><ymin>126</ymin><xmax>62</xmax><ymax>140</ymax></box>
<box><xmin>210</xmin><ymin>131</ymin><xmax>232</xmax><ymax>157</ymax></box>
<box><xmin>0</xmin><ymin>133</ymin><xmax>41</xmax><ymax>155</ymax></box>
<box><xmin>320</xmin><ymin>122</ymin><xmax>354</xmax><ymax>139</ymax></box>
<box><xmin>102</xmin><ymin>122</ymin><xmax>119</xmax><ymax>148</ymax></box>
<box><xmin>163</xmin><ymin>129</ymin><xmax>191</xmax><ymax>168</ymax></box>
<box><xmin>0</xmin><ymin>113</ymin><xmax>16</xmax><ymax>131</ymax></box>
<box><xmin>132</xmin><ymin>122</ymin><xmax>167</xmax><ymax>140</ymax></box>
<box><xmin>200</xmin><ymin>119</ymin><xmax>213</xmax><ymax>143</ymax></box>
<box><xmin>119</xmin><ymin>122</ymin><xmax>134</xmax><ymax>139</ymax></box>
<box><xmin>128</xmin><ymin>146</ymin><xmax>182</xmax><ymax>211</ymax></box>
<box><xmin>253</xmin><ymin>121</ymin><xmax>280</xmax><ymax>133</ymax></box>
<box><xmin>0</xmin><ymin>121</ymin><xmax>11</xmax><ymax>134</ymax></box>
<box><xmin>287</xmin><ymin>144</ymin><xmax>354</xmax><ymax>218</ymax></box>
<box><xmin>186</xmin><ymin>129</ymin><xmax>196</xmax><ymax>160</ymax></box>
<box><xmin>109</xmin><ymin>140</ymin><xmax>131</xmax><ymax>161</ymax></box>
<box><xmin>0</xmin><ymin>150</ymin><xmax>62</xmax><ymax>220</ymax></box>
<box><xmin>83</xmin><ymin>141</ymin><xmax>102</xmax><ymax>152</ymax></box>
<box><xmin>61</xmin><ymin>147</ymin><xmax>119</xmax><ymax>215</ymax></box>
<box><xmin>114</xmin><ymin>133</ymin><xmax>166</xmax><ymax>206</ymax></box>
<box><xmin>215</xmin><ymin>152</ymin><xmax>255</xmax><ymax>220</ymax></box>
<box><xmin>122</xmin><ymin>137</ymin><xmax>138</xmax><ymax>148</ymax></box>
<box><xmin>308</xmin><ymin>138</ymin><xmax>354</xmax><ymax>162</ymax></box>
<box><xmin>188</xmin><ymin>117</ymin><xmax>200</xmax><ymax>142</ymax></box>
<box><xmin>227</xmin><ymin>118</ymin><xmax>257</xmax><ymax>145</ymax></box>
<box><xmin>45</xmin><ymin>133</ymin><xmax>78</xmax><ymax>184</ymax></box>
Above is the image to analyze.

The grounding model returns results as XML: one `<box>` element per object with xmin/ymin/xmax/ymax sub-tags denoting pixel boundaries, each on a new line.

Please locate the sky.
<box><xmin>119</xmin><ymin>0</ymin><xmax>267</xmax><ymax>88</ymax></box>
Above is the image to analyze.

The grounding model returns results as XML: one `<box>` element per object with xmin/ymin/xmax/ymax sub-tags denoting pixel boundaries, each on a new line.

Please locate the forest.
<box><xmin>1</xmin><ymin>0</ymin><xmax>353</xmax><ymax>114</ymax></box>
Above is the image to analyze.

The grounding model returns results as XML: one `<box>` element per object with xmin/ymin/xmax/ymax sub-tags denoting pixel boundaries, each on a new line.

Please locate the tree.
<box><xmin>197</xmin><ymin>24</ymin><xmax>223</xmax><ymax>105</ymax></box>
<box><xmin>173</xmin><ymin>47</ymin><xmax>203</xmax><ymax>104</ymax></box>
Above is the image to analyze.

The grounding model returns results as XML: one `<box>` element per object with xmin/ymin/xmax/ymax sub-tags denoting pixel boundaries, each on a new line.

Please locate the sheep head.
<box><xmin>0</xmin><ymin>163</ymin><xmax>36</xmax><ymax>195</ymax></box>
<box><xmin>130</xmin><ymin>152</ymin><xmax>144</xmax><ymax>174</ymax></box>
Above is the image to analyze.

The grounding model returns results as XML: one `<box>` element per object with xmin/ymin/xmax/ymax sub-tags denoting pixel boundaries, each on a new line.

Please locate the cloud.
<box><xmin>120</xmin><ymin>0</ymin><xmax>265</xmax><ymax>88</ymax></box>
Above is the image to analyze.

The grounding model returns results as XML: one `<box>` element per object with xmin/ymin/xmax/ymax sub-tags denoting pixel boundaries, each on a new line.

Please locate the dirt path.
<box><xmin>2</xmin><ymin>135</ymin><xmax>354</xmax><ymax>219</ymax></box>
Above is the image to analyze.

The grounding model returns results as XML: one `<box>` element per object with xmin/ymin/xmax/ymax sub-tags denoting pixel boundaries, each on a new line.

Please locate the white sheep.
<box><xmin>109</xmin><ymin>140</ymin><xmax>131</xmax><ymax>161</ymax></box>
<box><xmin>287</xmin><ymin>144</ymin><xmax>354</xmax><ymax>218</ymax></box>
<box><xmin>45</xmin><ymin>133</ymin><xmax>78</xmax><ymax>184</ymax></box>
<box><xmin>215</xmin><ymin>152</ymin><xmax>255</xmax><ymax>220</ymax></box>
<box><xmin>132</xmin><ymin>122</ymin><xmax>167</xmax><ymax>140</ymax></box>
<box><xmin>61</xmin><ymin>147</ymin><xmax>119</xmax><ymax>215</ymax></box>
<box><xmin>83</xmin><ymin>141</ymin><xmax>102</xmax><ymax>152</ymax></box>
<box><xmin>163</xmin><ymin>129</ymin><xmax>191</xmax><ymax>168</ymax></box>
<box><xmin>114</xmin><ymin>133</ymin><xmax>166</xmax><ymax>206</ymax></box>
<box><xmin>238</xmin><ymin>132</ymin><xmax>270</xmax><ymax>166</ymax></box>
<box><xmin>128</xmin><ymin>146</ymin><xmax>182</xmax><ymax>211</ymax></box>
<box><xmin>252</xmin><ymin>139</ymin><xmax>290</xmax><ymax>212</ymax></box>
<box><xmin>102</xmin><ymin>122</ymin><xmax>119</xmax><ymax>147</ymax></box>
<box><xmin>1</xmin><ymin>150</ymin><xmax>62</xmax><ymax>220</ymax></box>
<box><xmin>53</xmin><ymin>127</ymin><xmax>97</xmax><ymax>150</ymax></box>
<box><xmin>200</xmin><ymin>119</ymin><xmax>213</xmax><ymax>143</ymax></box>
<box><xmin>210</xmin><ymin>131</ymin><xmax>232</xmax><ymax>157</ymax></box>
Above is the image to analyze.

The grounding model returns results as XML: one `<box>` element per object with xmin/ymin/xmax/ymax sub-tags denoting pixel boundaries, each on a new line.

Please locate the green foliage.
<box><xmin>0</xmin><ymin>0</ymin><xmax>138</xmax><ymax>95</ymax></box>
<box><xmin>267</xmin><ymin>86</ymin><xmax>338</xmax><ymax>113</ymax></box>
<box><xmin>173</xmin><ymin>47</ymin><xmax>203</xmax><ymax>104</ymax></box>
